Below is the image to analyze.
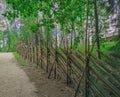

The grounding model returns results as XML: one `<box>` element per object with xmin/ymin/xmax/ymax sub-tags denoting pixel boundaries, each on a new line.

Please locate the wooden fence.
<box><xmin>16</xmin><ymin>35</ymin><xmax>120</xmax><ymax>97</ymax></box>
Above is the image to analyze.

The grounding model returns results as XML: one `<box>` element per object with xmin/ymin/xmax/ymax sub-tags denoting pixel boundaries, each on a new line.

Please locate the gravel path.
<box><xmin>0</xmin><ymin>53</ymin><xmax>38</xmax><ymax>97</ymax></box>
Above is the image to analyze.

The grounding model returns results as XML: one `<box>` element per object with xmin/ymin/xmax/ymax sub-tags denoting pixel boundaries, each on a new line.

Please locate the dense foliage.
<box><xmin>0</xmin><ymin>0</ymin><xmax>119</xmax><ymax>54</ymax></box>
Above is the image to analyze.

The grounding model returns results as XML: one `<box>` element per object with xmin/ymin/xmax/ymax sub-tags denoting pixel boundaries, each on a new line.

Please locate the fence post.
<box><xmin>85</xmin><ymin>56</ymin><xmax>90</xmax><ymax>97</ymax></box>
<box><xmin>67</xmin><ymin>51</ymin><xmax>72</xmax><ymax>86</ymax></box>
<box><xmin>39</xmin><ymin>27</ymin><xmax>43</xmax><ymax>69</ymax></box>
<box><xmin>35</xmin><ymin>33</ymin><xmax>39</xmax><ymax>67</ymax></box>
<box><xmin>66</xmin><ymin>34</ymin><xmax>72</xmax><ymax>85</ymax></box>
<box><xmin>46</xmin><ymin>28</ymin><xmax>50</xmax><ymax>73</ymax></box>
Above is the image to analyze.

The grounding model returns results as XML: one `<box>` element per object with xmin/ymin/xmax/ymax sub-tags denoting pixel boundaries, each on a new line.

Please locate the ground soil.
<box><xmin>18</xmin><ymin>57</ymin><xmax>74</xmax><ymax>97</ymax></box>
<box><xmin>0</xmin><ymin>53</ymin><xmax>74</xmax><ymax>97</ymax></box>
<box><xmin>0</xmin><ymin>53</ymin><xmax>37</xmax><ymax>97</ymax></box>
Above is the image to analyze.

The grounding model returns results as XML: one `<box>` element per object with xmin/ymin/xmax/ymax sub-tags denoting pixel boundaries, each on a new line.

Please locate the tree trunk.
<box><xmin>94</xmin><ymin>0</ymin><xmax>101</xmax><ymax>59</ymax></box>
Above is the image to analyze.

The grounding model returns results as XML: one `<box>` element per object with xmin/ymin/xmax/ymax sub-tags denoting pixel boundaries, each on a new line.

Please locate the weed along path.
<box><xmin>0</xmin><ymin>53</ymin><xmax>37</xmax><ymax>97</ymax></box>
<box><xmin>0</xmin><ymin>53</ymin><xmax>74</xmax><ymax>97</ymax></box>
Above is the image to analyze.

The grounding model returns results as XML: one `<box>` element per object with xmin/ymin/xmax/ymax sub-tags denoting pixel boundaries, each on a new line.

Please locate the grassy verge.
<box><xmin>13</xmin><ymin>52</ymin><xmax>26</xmax><ymax>66</ymax></box>
<box><xmin>75</xmin><ymin>41</ymin><xmax>116</xmax><ymax>54</ymax></box>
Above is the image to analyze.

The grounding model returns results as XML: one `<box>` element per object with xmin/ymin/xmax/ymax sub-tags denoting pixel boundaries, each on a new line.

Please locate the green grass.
<box><xmin>74</xmin><ymin>41</ymin><xmax>116</xmax><ymax>54</ymax></box>
<box><xmin>13</xmin><ymin>52</ymin><xmax>26</xmax><ymax>66</ymax></box>
<box><xmin>101</xmin><ymin>41</ymin><xmax>116</xmax><ymax>52</ymax></box>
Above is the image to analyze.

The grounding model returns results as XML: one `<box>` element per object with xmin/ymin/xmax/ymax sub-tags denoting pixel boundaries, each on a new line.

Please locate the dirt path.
<box><xmin>0</xmin><ymin>53</ymin><xmax>74</xmax><ymax>97</ymax></box>
<box><xmin>19</xmin><ymin>57</ymin><xmax>74</xmax><ymax>97</ymax></box>
<box><xmin>0</xmin><ymin>53</ymin><xmax>38</xmax><ymax>97</ymax></box>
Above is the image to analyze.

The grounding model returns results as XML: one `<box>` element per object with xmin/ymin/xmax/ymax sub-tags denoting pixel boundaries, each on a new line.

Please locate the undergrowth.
<box><xmin>13</xmin><ymin>52</ymin><xmax>26</xmax><ymax>66</ymax></box>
